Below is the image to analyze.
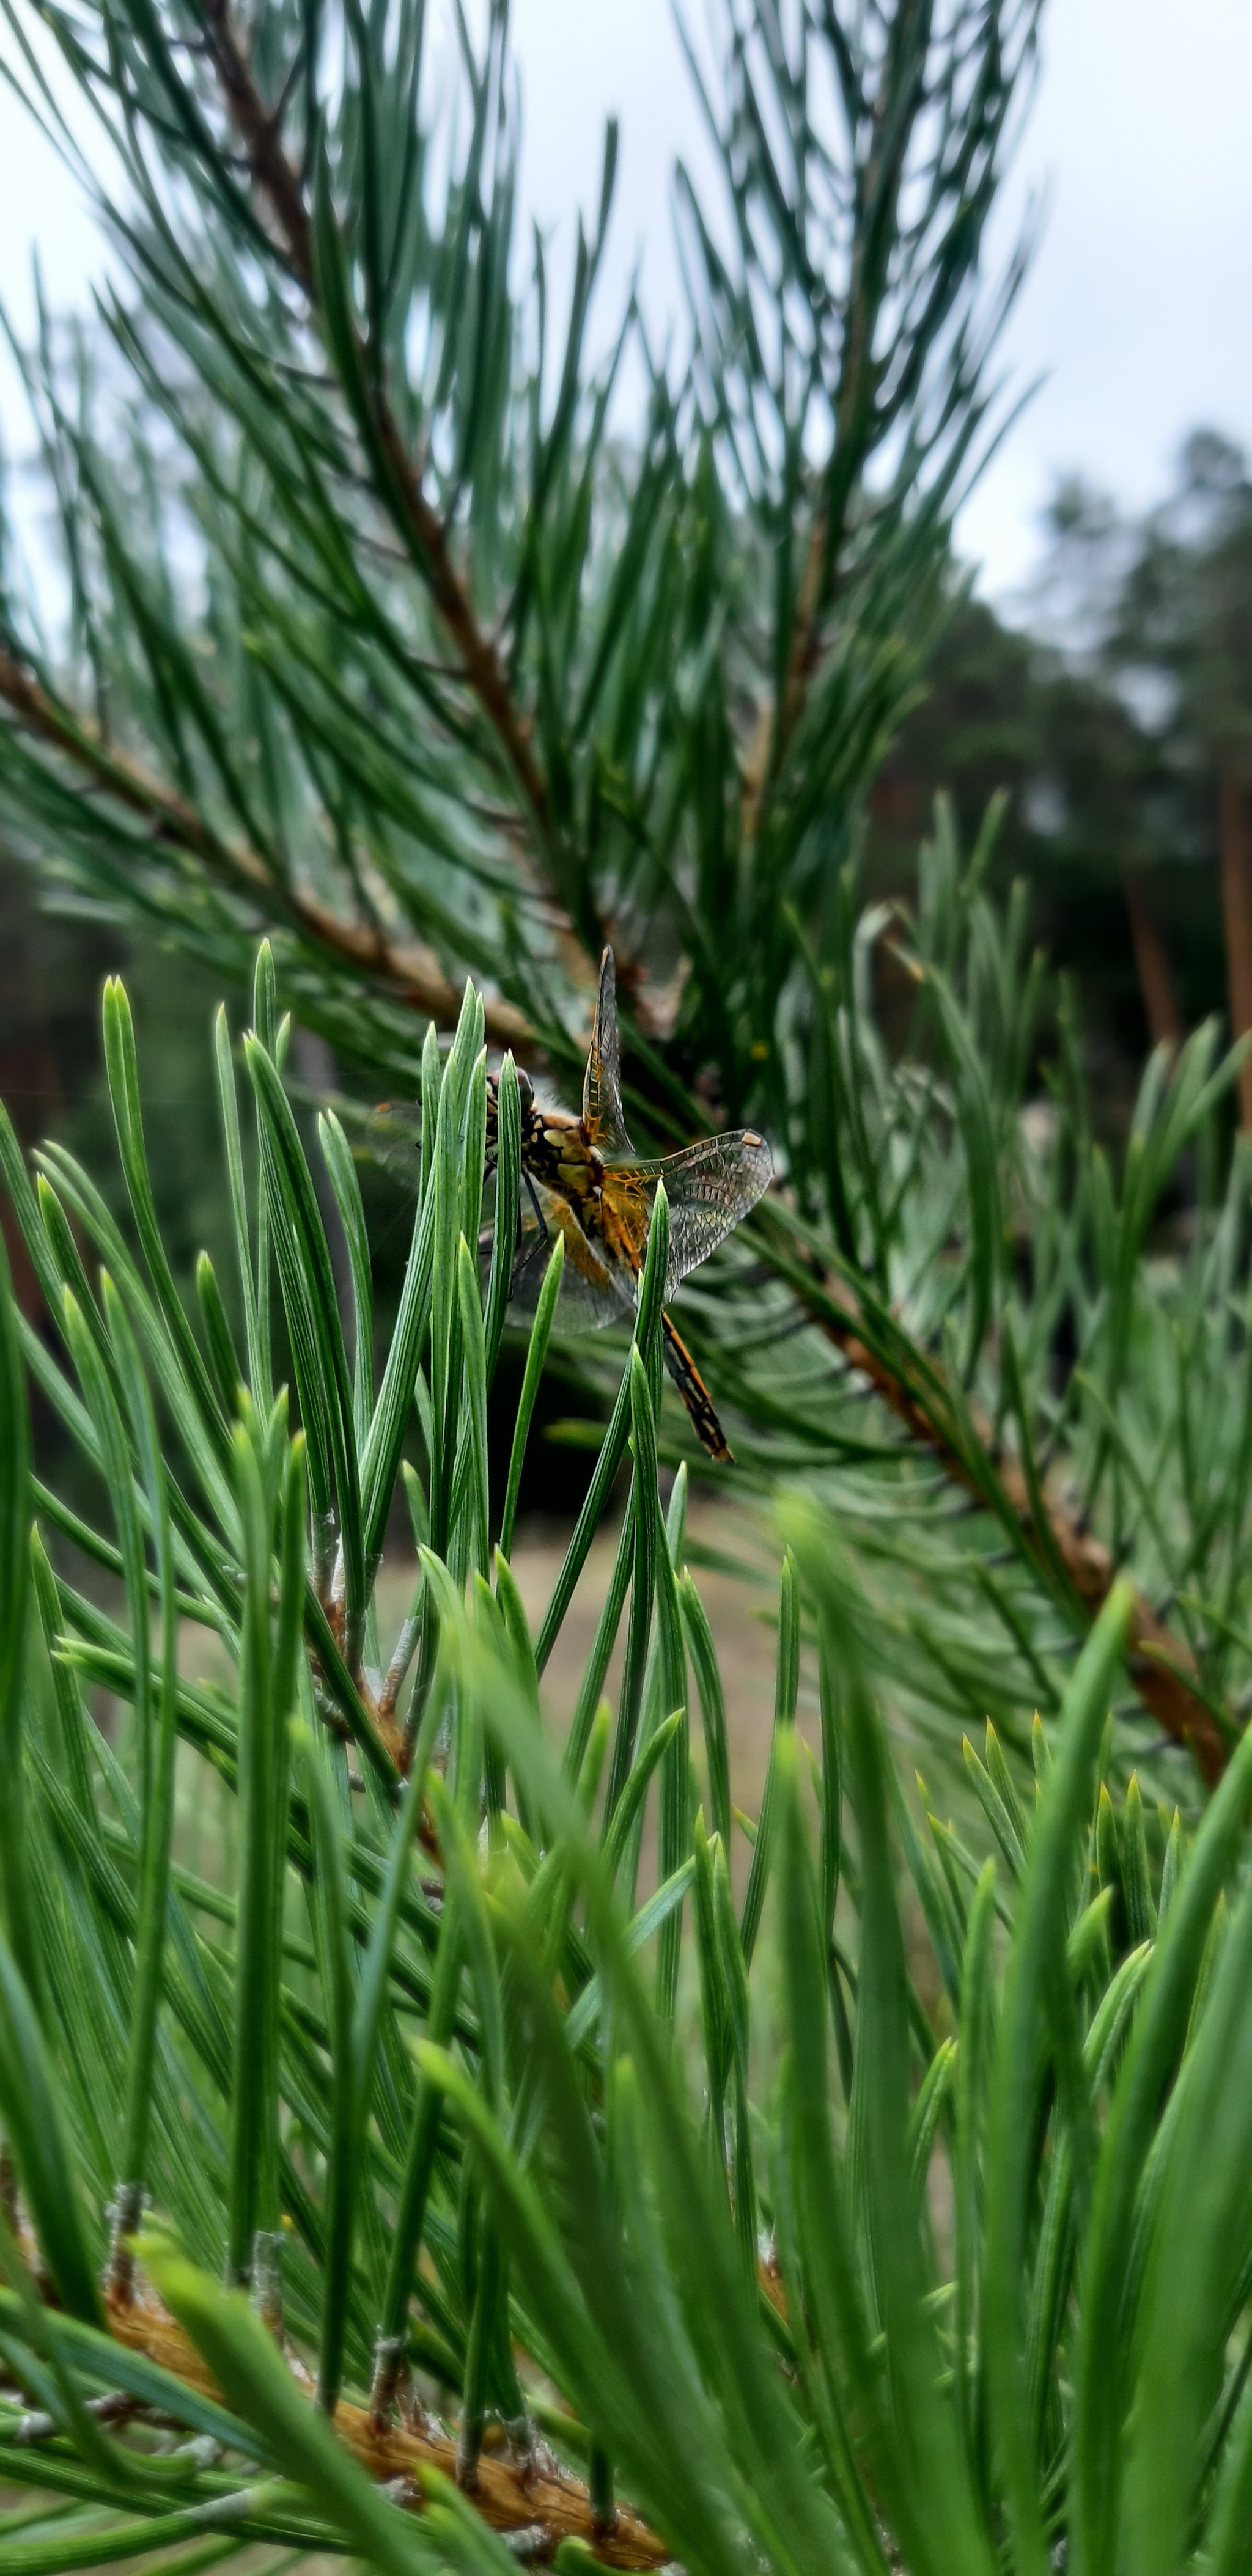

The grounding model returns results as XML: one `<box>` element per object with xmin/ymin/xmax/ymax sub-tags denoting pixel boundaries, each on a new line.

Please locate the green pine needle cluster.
<box><xmin>0</xmin><ymin>960</ymin><xmax>1249</xmax><ymax>2575</ymax></box>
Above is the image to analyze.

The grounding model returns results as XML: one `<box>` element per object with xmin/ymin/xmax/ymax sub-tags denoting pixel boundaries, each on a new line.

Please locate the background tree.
<box><xmin>869</xmin><ymin>439</ymin><xmax>1252</xmax><ymax>1099</ymax></box>
<box><xmin>876</xmin><ymin>436</ymin><xmax>1252</xmax><ymax>1106</ymax></box>
<box><xmin>1107</xmin><ymin>433</ymin><xmax>1252</xmax><ymax>1125</ymax></box>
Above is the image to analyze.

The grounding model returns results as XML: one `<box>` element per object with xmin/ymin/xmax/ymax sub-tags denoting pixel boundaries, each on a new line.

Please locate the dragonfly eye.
<box><xmin>517</xmin><ymin>1069</ymin><xmax>534</xmax><ymax>1112</ymax></box>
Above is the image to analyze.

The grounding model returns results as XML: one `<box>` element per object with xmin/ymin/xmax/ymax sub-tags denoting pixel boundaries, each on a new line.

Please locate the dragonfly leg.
<box><xmin>661</xmin><ymin>1311</ymin><xmax>732</xmax><ymax>1463</ymax></box>
<box><xmin>481</xmin><ymin>1173</ymin><xmax>550</xmax><ymax>1291</ymax></box>
<box><xmin>522</xmin><ymin>1168</ymin><xmax>550</xmax><ymax>1252</ymax></box>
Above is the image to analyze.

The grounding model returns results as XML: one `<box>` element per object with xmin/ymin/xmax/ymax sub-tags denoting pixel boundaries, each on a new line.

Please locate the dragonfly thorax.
<box><xmin>521</xmin><ymin>1103</ymin><xmax>603</xmax><ymax>1215</ymax></box>
<box><xmin>483</xmin><ymin>1079</ymin><xmax>605</xmax><ymax>1233</ymax></box>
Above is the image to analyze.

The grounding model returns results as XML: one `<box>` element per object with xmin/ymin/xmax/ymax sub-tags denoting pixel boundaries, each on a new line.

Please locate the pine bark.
<box><xmin>1220</xmin><ymin>769</ymin><xmax>1252</xmax><ymax>1131</ymax></box>
<box><xmin>1121</xmin><ymin>864</ymin><xmax>1182</xmax><ymax>1050</ymax></box>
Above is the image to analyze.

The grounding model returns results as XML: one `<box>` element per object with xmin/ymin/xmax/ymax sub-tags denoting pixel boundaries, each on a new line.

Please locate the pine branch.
<box><xmin>0</xmin><ymin>2222</ymin><xmax>666</xmax><ymax>2569</ymax></box>
<box><xmin>806</xmin><ymin>1265</ymin><xmax>1229</xmax><ymax>1782</ymax></box>
<box><xmin>195</xmin><ymin>0</ymin><xmax>558</xmax><ymax>863</ymax></box>
<box><xmin>98</xmin><ymin>2267</ymin><xmax>668</xmax><ymax>2567</ymax></box>
<box><xmin>0</xmin><ymin>645</ymin><xmax>530</xmax><ymax>1046</ymax></box>
<box><xmin>197</xmin><ymin>0</ymin><xmax>315</xmax><ymax>284</ymax></box>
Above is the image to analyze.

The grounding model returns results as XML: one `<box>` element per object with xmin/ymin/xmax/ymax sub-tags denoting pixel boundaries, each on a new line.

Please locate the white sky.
<box><xmin>2</xmin><ymin>0</ymin><xmax>1250</xmax><ymax>602</ymax></box>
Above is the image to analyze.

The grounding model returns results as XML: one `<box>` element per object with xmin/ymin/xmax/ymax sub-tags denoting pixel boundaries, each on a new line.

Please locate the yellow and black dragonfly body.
<box><xmin>372</xmin><ymin>950</ymin><xmax>771</xmax><ymax>1460</ymax></box>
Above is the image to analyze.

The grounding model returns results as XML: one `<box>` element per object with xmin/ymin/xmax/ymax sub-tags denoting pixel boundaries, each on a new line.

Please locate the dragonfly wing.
<box><xmin>361</xmin><ymin>1102</ymin><xmax>424</xmax><ymax>1192</ymax></box>
<box><xmin>633</xmin><ymin>1129</ymin><xmax>773</xmax><ymax>1295</ymax></box>
<box><xmin>503</xmin><ymin>1181</ymin><xmax>635</xmax><ymax>1330</ymax></box>
<box><xmin>581</xmin><ymin>948</ymin><xmax>633</xmax><ymax>1159</ymax></box>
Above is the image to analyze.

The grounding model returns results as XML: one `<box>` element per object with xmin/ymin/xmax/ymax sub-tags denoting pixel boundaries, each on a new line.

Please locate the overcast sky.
<box><xmin>2</xmin><ymin>0</ymin><xmax>1250</xmax><ymax>602</ymax></box>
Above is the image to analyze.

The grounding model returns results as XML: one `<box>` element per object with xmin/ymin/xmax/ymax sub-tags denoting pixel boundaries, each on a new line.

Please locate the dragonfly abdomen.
<box><xmin>660</xmin><ymin>1312</ymin><xmax>732</xmax><ymax>1463</ymax></box>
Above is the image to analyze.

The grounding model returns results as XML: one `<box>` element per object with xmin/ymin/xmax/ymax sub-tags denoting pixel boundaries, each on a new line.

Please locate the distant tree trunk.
<box><xmin>1220</xmin><ymin>770</ymin><xmax>1252</xmax><ymax>1132</ymax></box>
<box><xmin>1121</xmin><ymin>864</ymin><xmax>1182</xmax><ymax>1051</ymax></box>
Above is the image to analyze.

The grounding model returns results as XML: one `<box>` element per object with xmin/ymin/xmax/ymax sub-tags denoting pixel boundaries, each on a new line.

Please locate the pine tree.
<box><xmin>1</xmin><ymin>0</ymin><xmax>1240</xmax><ymax>1766</ymax></box>
<box><xmin>3</xmin><ymin>7</ymin><xmax>1252</xmax><ymax>2571</ymax></box>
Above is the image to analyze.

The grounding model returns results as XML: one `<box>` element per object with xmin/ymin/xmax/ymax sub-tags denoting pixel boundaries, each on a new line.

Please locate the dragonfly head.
<box><xmin>484</xmin><ymin>1064</ymin><xmax>534</xmax><ymax>1165</ymax></box>
<box><xmin>485</xmin><ymin>1064</ymin><xmax>534</xmax><ymax>1109</ymax></box>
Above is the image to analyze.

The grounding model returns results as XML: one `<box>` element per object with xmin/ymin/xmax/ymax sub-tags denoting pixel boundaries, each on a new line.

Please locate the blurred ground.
<box><xmin>371</xmin><ymin>1500</ymin><xmax>784</xmax><ymax>1817</ymax></box>
<box><xmin>160</xmin><ymin>1500</ymin><xmax>794</xmax><ymax>1911</ymax></box>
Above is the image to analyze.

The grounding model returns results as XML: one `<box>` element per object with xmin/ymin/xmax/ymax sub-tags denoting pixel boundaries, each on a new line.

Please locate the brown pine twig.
<box><xmin>100</xmin><ymin>2269</ymin><xmax>668</xmax><ymax>2568</ymax></box>
<box><xmin>195</xmin><ymin>0</ymin><xmax>555</xmax><ymax>856</ymax></box>
<box><xmin>0</xmin><ymin>13</ymin><xmax>562</xmax><ymax>1018</ymax></box>
<box><xmin>197</xmin><ymin>0</ymin><xmax>315</xmax><ymax>286</ymax></box>
<box><xmin>738</xmin><ymin>57</ymin><xmax>900</xmax><ymax>856</ymax></box>
<box><xmin>812</xmin><ymin>1271</ymin><xmax>1229</xmax><ymax>1785</ymax></box>
<box><xmin>0</xmin><ymin>647</ymin><xmax>530</xmax><ymax>1052</ymax></box>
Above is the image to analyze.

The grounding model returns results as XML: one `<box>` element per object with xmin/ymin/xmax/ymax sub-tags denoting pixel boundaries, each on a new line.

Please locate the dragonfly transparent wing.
<box><xmin>581</xmin><ymin>948</ymin><xmax>633</xmax><ymax>1160</ymax></box>
<box><xmin>632</xmin><ymin>1129</ymin><xmax>773</xmax><ymax>1296</ymax></box>
<box><xmin>501</xmin><ymin>1181</ymin><xmax>636</xmax><ymax>1330</ymax></box>
<box><xmin>361</xmin><ymin>1102</ymin><xmax>424</xmax><ymax>1193</ymax></box>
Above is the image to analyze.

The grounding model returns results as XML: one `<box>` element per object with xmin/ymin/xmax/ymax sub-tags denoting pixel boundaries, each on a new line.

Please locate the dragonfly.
<box><xmin>370</xmin><ymin>950</ymin><xmax>771</xmax><ymax>1460</ymax></box>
